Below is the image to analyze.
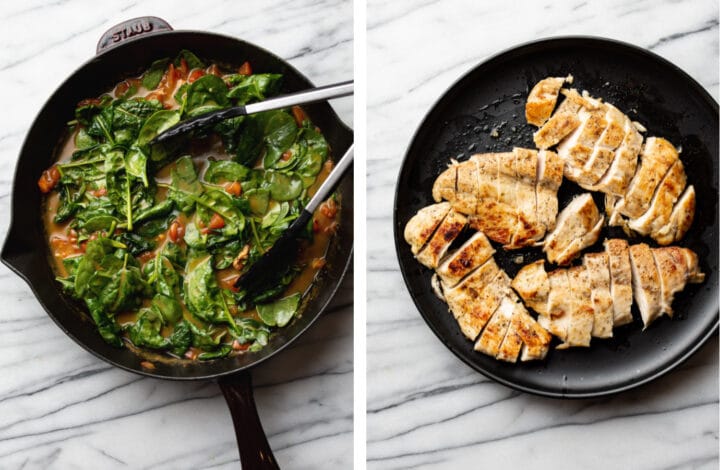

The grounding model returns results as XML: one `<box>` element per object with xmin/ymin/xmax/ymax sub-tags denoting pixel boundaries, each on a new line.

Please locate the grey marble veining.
<box><xmin>0</xmin><ymin>0</ymin><xmax>352</xmax><ymax>468</ymax></box>
<box><xmin>367</xmin><ymin>0</ymin><xmax>718</xmax><ymax>468</ymax></box>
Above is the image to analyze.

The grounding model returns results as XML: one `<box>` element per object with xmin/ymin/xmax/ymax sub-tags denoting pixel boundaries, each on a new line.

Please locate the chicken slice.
<box><xmin>471</xmin><ymin>152</ymin><xmax>501</xmax><ymax>201</ymax></box>
<box><xmin>604</xmin><ymin>239</ymin><xmax>634</xmax><ymax>326</ymax></box>
<box><xmin>557</xmin><ymin>106</ymin><xmax>608</xmax><ymax>181</ymax></box>
<box><xmin>564</xmin><ymin>266</ymin><xmax>594</xmax><ymax>347</ymax></box>
<box><xmin>404</xmin><ymin>202</ymin><xmax>452</xmax><ymax>255</ymax></box>
<box><xmin>629</xmin><ymin>243</ymin><xmax>662</xmax><ymax>328</ymax></box>
<box><xmin>616</xmin><ymin>137</ymin><xmax>679</xmax><ymax>219</ymax></box>
<box><xmin>654</xmin><ymin>185</ymin><xmax>696</xmax><ymax>245</ymax></box>
<box><xmin>543</xmin><ymin>193</ymin><xmax>603</xmax><ymax>266</ymax></box>
<box><xmin>535</xmin><ymin>149</ymin><xmax>564</xmax><ymax>233</ymax></box>
<box><xmin>475</xmin><ymin>295</ymin><xmax>515</xmax><ymax>357</ymax></box>
<box><xmin>539</xmin><ymin>269</ymin><xmax>572</xmax><ymax>345</ymax></box>
<box><xmin>436</xmin><ymin>231</ymin><xmax>495</xmax><ymax>287</ymax></box>
<box><xmin>628</xmin><ymin>160</ymin><xmax>687</xmax><ymax>237</ymax></box>
<box><xmin>587</xmin><ymin>112</ymin><xmax>643</xmax><ymax>196</ymax></box>
<box><xmin>454</xmin><ymin>158</ymin><xmax>480</xmax><ymax>214</ymax></box>
<box><xmin>518</xmin><ymin>309</ymin><xmax>554</xmax><ymax>361</ymax></box>
<box><xmin>525</xmin><ymin>75</ymin><xmax>572</xmax><ymax>126</ymax></box>
<box><xmin>511</xmin><ymin>259</ymin><xmax>550</xmax><ymax>316</ymax></box>
<box><xmin>415</xmin><ymin>210</ymin><xmax>467</xmax><ymax>269</ymax></box>
<box><xmin>444</xmin><ymin>265</ymin><xmax>509</xmax><ymax>340</ymax></box>
<box><xmin>511</xmin><ymin>148</ymin><xmax>542</xmax><ymax>247</ymax></box>
<box><xmin>577</xmin><ymin>104</ymin><xmax>627</xmax><ymax>187</ymax></box>
<box><xmin>583</xmin><ymin>252</ymin><xmax>614</xmax><ymax>338</ymax></box>
<box><xmin>496</xmin><ymin>296</ymin><xmax>527</xmax><ymax>363</ymax></box>
<box><xmin>432</xmin><ymin>163</ymin><xmax>458</xmax><ymax>202</ymax></box>
<box><xmin>533</xmin><ymin>109</ymin><xmax>582</xmax><ymax>149</ymax></box>
<box><xmin>651</xmin><ymin>247</ymin><xmax>705</xmax><ymax>317</ymax></box>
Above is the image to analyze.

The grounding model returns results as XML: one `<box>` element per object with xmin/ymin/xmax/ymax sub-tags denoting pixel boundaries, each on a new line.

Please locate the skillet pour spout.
<box><xmin>2</xmin><ymin>16</ymin><xmax>353</xmax><ymax>468</ymax></box>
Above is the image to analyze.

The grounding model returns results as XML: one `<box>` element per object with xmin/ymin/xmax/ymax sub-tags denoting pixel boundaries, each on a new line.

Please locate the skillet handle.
<box><xmin>218</xmin><ymin>371</ymin><xmax>280</xmax><ymax>469</ymax></box>
<box><xmin>96</xmin><ymin>16</ymin><xmax>173</xmax><ymax>55</ymax></box>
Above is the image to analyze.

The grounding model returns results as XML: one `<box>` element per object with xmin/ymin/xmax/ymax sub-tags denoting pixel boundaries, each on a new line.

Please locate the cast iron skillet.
<box><xmin>394</xmin><ymin>37</ymin><xmax>718</xmax><ymax>398</ymax></box>
<box><xmin>1</xmin><ymin>17</ymin><xmax>353</xmax><ymax>468</ymax></box>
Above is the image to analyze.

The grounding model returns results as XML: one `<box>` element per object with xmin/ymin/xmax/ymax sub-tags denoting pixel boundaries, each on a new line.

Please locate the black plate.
<box><xmin>393</xmin><ymin>36</ymin><xmax>719</xmax><ymax>398</ymax></box>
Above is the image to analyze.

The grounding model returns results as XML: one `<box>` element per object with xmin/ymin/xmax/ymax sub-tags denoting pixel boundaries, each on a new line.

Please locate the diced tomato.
<box><xmin>281</xmin><ymin>150</ymin><xmax>293</xmax><ymax>161</ymax></box>
<box><xmin>79</xmin><ymin>241</ymin><xmax>88</xmax><ymax>253</ymax></box>
<box><xmin>38</xmin><ymin>166</ymin><xmax>60</xmax><ymax>193</ymax></box>
<box><xmin>91</xmin><ymin>187</ymin><xmax>107</xmax><ymax>197</ymax></box>
<box><xmin>238</xmin><ymin>61</ymin><xmax>252</xmax><ymax>76</ymax></box>
<box><xmin>114</xmin><ymin>80</ymin><xmax>130</xmax><ymax>97</ymax></box>
<box><xmin>208</xmin><ymin>213</ymin><xmax>225</xmax><ymax>230</ymax></box>
<box><xmin>77</xmin><ymin>98</ymin><xmax>102</xmax><ymax>108</ymax></box>
<box><xmin>292</xmin><ymin>106</ymin><xmax>307</xmax><ymax>127</ymax></box>
<box><xmin>320</xmin><ymin>198</ymin><xmax>338</xmax><ymax>219</ymax></box>
<box><xmin>138</xmin><ymin>251</ymin><xmax>155</xmax><ymax>264</ymax></box>
<box><xmin>50</xmin><ymin>236</ymin><xmax>81</xmax><ymax>258</ymax></box>
<box><xmin>67</xmin><ymin>229</ymin><xmax>78</xmax><ymax>244</ymax></box>
<box><xmin>88</xmin><ymin>232</ymin><xmax>99</xmax><ymax>243</ymax></box>
<box><xmin>224</xmin><ymin>181</ymin><xmax>242</xmax><ymax>196</ymax></box>
<box><xmin>168</xmin><ymin>220</ymin><xmax>185</xmax><ymax>243</ymax></box>
<box><xmin>312</xmin><ymin>218</ymin><xmax>320</xmax><ymax>233</ymax></box>
<box><xmin>206</xmin><ymin>64</ymin><xmax>222</xmax><ymax>77</ymax></box>
<box><xmin>184</xmin><ymin>348</ymin><xmax>200</xmax><ymax>360</ymax></box>
<box><xmin>232</xmin><ymin>340</ymin><xmax>251</xmax><ymax>351</ymax></box>
<box><xmin>140</xmin><ymin>361</ymin><xmax>156</xmax><ymax>370</ymax></box>
<box><xmin>188</xmin><ymin>69</ymin><xmax>205</xmax><ymax>83</ymax></box>
<box><xmin>158</xmin><ymin>63</ymin><xmax>177</xmax><ymax>97</ymax></box>
<box><xmin>178</xmin><ymin>58</ymin><xmax>189</xmax><ymax>79</ymax></box>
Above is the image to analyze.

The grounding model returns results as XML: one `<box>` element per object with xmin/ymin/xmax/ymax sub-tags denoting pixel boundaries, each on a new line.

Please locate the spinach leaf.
<box><xmin>244</xmin><ymin>188</ymin><xmax>270</xmax><ymax>216</ymax></box>
<box><xmin>183</xmin><ymin>256</ymin><xmax>226</xmax><ymax>323</ymax></box>
<box><xmin>233</xmin><ymin>116</ymin><xmax>264</xmax><ymax>167</ymax></box>
<box><xmin>262</xmin><ymin>111</ymin><xmax>298</xmax><ymax>168</ymax></box>
<box><xmin>115</xmin><ymin>231</ymin><xmax>154</xmax><ymax>256</ymax></box>
<box><xmin>204</xmin><ymin>160</ymin><xmax>249</xmax><ymax>183</ymax></box>
<box><xmin>184</xmin><ymin>75</ymin><xmax>230</xmax><ymax>118</ymax></box>
<box><xmin>188</xmin><ymin>321</ymin><xmax>225</xmax><ymax>350</ymax></box>
<box><xmin>142</xmin><ymin>251</ymin><xmax>181</xmax><ymax>298</ymax></box>
<box><xmin>134</xmin><ymin>199</ymin><xmax>174</xmax><ymax>225</ymax></box>
<box><xmin>128</xmin><ymin>308</ymin><xmax>168</xmax><ymax>349</ymax></box>
<box><xmin>256</xmin><ymin>293</ymin><xmax>301</xmax><ymax>327</ymax></box>
<box><xmin>99</xmin><ymin>253</ymin><xmax>147</xmax><ymax>312</ymax></box>
<box><xmin>86</xmin><ymin>297</ymin><xmax>122</xmax><ymax>347</ymax></box>
<box><xmin>112</xmin><ymin>99</ymin><xmax>163</xmax><ymax>145</ymax></box>
<box><xmin>175</xmin><ymin>50</ymin><xmax>205</xmax><ymax>70</ymax></box>
<box><xmin>142</xmin><ymin>58</ymin><xmax>170</xmax><ymax>90</ymax></box>
<box><xmin>226</xmin><ymin>74</ymin><xmax>282</xmax><ymax>104</ymax></box>
<box><xmin>212</xmin><ymin>239</ymin><xmax>243</xmax><ymax>269</ymax></box>
<box><xmin>266</xmin><ymin>171</ymin><xmax>303</xmax><ymax>201</ymax></box>
<box><xmin>137</xmin><ymin>109</ymin><xmax>181</xmax><ymax>146</ymax></box>
<box><xmin>74</xmin><ymin>95</ymin><xmax>112</xmax><ymax>126</ymax></box>
<box><xmin>125</xmin><ymin>146</ymin><xmax>149</xmax><ymax>187</ymax></box>
<box><xmin>75</xmin><ymin>127</ymin><xmax>98</xmax><ymax>149</ymax></box>
<box><xmin>195</xmin><ymin>188</ymin><xmax>245</xmax><ymax>234</ymax></box>
<box><xmin>168</xmin><ymin>156</ymin><xmax>202</xmax><ymax>212</ymax></box>
<box><xmin>168</xmin><ymin>321</ymin><xmax>193</xmax><ymax>356</ymax></box>
<box><xmin>232</xmin><ymin>318</ymin><xmax>270</xmax><ymax>351</ymax></box>
<box><xmin>213</xmin><ymin>116</ymin><xmax>244</xmax><ymax>153</ymax></box>
<box><xmin>198</xmin><ymin>344</ymin><xmax>232</xmax><ymax>360</ymax></box>
<box><xmin>152</xmin><ymin>294</ymin><xmax>182</xmax><ymax>324</ymax></box>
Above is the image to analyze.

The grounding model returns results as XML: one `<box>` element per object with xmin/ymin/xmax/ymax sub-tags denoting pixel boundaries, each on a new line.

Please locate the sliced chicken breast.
<box><xmin>511</xmin><ymin>259</ymin><xmax>550</xmax><ymax>316</ymax></box>
<box><xmin>454</xmin><ymin>158</ymin><xmax>480</xmax><ymax>214</ymax></box>
<box><xmin>511</xmin><ymin>148</ymin><xmax>542</xmax><ymax>247</ymax></box>
<box><xmin>654</xmin><ymin>185</ymin><xmax>696</xmax><ymax>245</ymax></box>
<box><xmin>557</xmin><ymin>106</ymin><xmax>608</xmax><ymax>180</ymax></box>
<box><xmin>442</xmin><ymin>258</ymin><xmax>501</xmax><ymax>340</ymax></box>
<box><xmin>404</xmin><ymin>202</ymin><xmax>452</xmax><ymax>254</ymax></box>
<box><xmin>583</xmin><ymin>252</ymin><xmax>614</xmax><ymax>338</ymax></box>
<box><xmin>629</xmin><ymin>243</ymin><xmax>662</xmax><ymax>328</ymax></box>
<box><xmin>564</xmin><ymin>266</ymin><xmax>594</xmax><ymax>347</ymax></box>
<box><xmin>416</xmin><ymin>210</ymin><xmax>467</xmax><ymax>269</ymax></box>
<box><xmin>497</xmin><ymin>296</ymin><xmax>527</xmax><ymax>363</ymax></box>
<box><xmin>475</xmin><ymin>295</ymin><xmax>515</xmax><ymax>357</ymax></box>
<box><xmin>616</xmin><ymin>137</ymin><xmax>679</xmax><ymax>219</ymax></box>
<box><xmin>604</xmin><ymin>239</ymin><xmax>634</xmax><ymax>326</ymax></box>
<box><xmin>533</xmin><ymin>109</ymin><xmax>582</xmax><ymax>149</ymax></box>
<box><xmin>535</xmin><ymin>149</ymin><xmax>564</xmax><ymax>233</ymax></box>
<box><xmin>526</xmin><ymin>76</ymin><xmax>572</xmax><ymax>126</ymax></box>
<box><xmin>539</xmin><ymin>269</ymin><xmax>572</xmax><ymax>345</ymax></box>
<box><xmin>436</xmin><ymin>231</ymin><xmax>495</xmax><ymax>288</ymax></box>
<box><xmin>432</xmin><ymin>163</ymin><xmax>457</xmax><ymax>202</ymax></box>
<box><xmin>576</xmin><ymin>103</ymin><xmax>627</xmax><ymax>187</ymax></box>
<box><xmin>628</xmin><ymin>160</ymin><xmax>687</xmax><ymax>237</ymax></box>
<box><xmin>518</xmin><ymin>309</ymin><xmax>554</xmax><ymax>361</ymax></box>
<box><xmin>651</xmin><ymin>247</ymin><xmax>705</xmax><ymax>317</ymax></box>
<box><xmin>543</xmin><ymin>193</ymin><xmax>603</xmax><ymax>266</ymax></box>
<box><xmin>587</xmin><ymin>113</ymin><xmax>643</xmax><ymax>196</ymax></box>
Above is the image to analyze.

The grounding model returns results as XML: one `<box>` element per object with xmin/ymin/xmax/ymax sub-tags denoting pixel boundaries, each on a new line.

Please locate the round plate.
<box><xmin>393</xmin><ymin>36</ymin><xmax>719</xmax><ymax>398</ymax></box>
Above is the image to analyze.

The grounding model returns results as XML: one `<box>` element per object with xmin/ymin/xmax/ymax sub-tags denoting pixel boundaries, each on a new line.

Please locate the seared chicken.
<box><xmin>496</xmin><ymin>297</ymin><xmax>526</xmax><ymax>363</ymax></box>
<box><xmin>475</xmin><ymin>295</ymin><xmax>515</xmax><ymax>356</ymax></box>
<box><xmin>511</xmin><ymin>259</ymin><xmax>550</xmax><ymax>316</ymax></box>
<box><xmin>432</xmin><ymin>163</ymin><xmax>457</xmax><ymax>203</ymax></box>
<box><xmin>583</xmin><ymin>252</ymin><xmax>614</xmax><ymax>338</ymax></box>
<box><xmin>576</xmin><ymin>103</ymin><xmax>627</xmax><ymax>186</ymax></box>
<box><xmin>525</xmin><ymin>75</ymin><xmax>572</xmax><ymax>126</ymax></box>
<box><xmin>629</xmin><ymin>243</ymin><xmax>662</xmax><ymax>328</ymax></box>
<box><xmin>651</xmin><ymin>247</ymin><xmax>705</xmax><ymax>317</ymax></box>
<box><xmin>604</xmin><ymin>239</ymin><xmax>634</xmax><ymax>326</ymax></box>
<box><xmin>443</xmin><ymin>262</ymin><xmax>511</xmax><ymax>341</ymax></box>
<box><xmin>557</xmin><ymin>104</ymin><xmax>607</xmax><ymax>179</ymax></box>
<box><xmin>404</xmin><ymin>202</ymin><xmax>452</xmax><ymax>254</ymax></box>
<box><xmin>613</xmin><ymin>137</ymin><xmax>679</xmax><ymax>219</ymax></box>
<box><xmin>654</xmin><ymin>185</ymin><xmax>696</xmax><ymax>245</ymax></box>
<box><xmin>517</xmin><ymin>308</ymin><xmax>553</xmax><ymax>361</ymax></box>
<box><xmin>588</xmin><ymin>114</ymin><xmax>643</xmax><ymax>196</ymax></box>
<box><xmin>436</xmin><ymin>231</ymin><xmax>495</xmax><ymax>288</ymax></box>
<box><xmin>543</xmin><ymin>193</ymin><xmax>603</xmax><ymax>266</ymax></box>
<box><xmin>564</xmin><ymin>266</ymin><xmax>595</xmax><ymax>347</ymax></box>
<box><xmin>539</xmin><ymin>269</ymin><xmax>572</xmax><ymax>345</ymax></box>
<box><xmin>627</xmin><ymin>160</ymin><xmax>686</xmax><ymax>238</ymax></box>
<box><xmin>416</xmin><ymin>209</ymin><xmax>467</xmax><ymax>269</ymax></box>
<box><xmin>535</xmin><ymin>150</ymin><xmax>564</xmax><ymax>233</ymax></box>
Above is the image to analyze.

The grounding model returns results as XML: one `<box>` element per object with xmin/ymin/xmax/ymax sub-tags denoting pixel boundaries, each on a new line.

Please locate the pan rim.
<box><xmin>392</xmin><ymin>35</ymin><xmax>719</xmax><ymax>398</ymax></box>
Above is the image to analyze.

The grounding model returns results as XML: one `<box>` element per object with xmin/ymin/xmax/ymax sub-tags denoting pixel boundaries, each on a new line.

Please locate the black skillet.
<box><xmin>0</xmin><ymin>17</ymin><xmax>353</xmax><ymax>468</ymax></box>
<box><xmin>394</xmin><ymin>37</ymin><xmax>718</xmax><ymax>398</ymax></box>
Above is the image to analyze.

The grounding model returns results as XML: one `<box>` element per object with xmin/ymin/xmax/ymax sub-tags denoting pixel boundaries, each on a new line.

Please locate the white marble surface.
<box><xmin>0</xmin><ymin>1</ymin><xmax>352</xmax><ymax>468</ymax></box>
<box><xmin>367</xmin><ymin>1</ymin><xmax>718</xmax><ymax>469</ymax></box>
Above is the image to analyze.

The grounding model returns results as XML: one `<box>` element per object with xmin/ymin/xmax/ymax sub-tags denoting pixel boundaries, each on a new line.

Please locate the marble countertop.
<box><xmin>0</xmin><ymin>0</ymin><xmax>352</xmax><ymax>468</ymax></box>
<box><xmin>367</xmin><ymin>0</ymin><xmax>718</xmax><ymax>468</ymax></box>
